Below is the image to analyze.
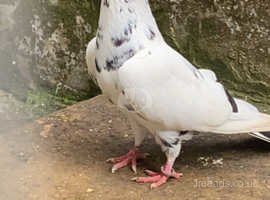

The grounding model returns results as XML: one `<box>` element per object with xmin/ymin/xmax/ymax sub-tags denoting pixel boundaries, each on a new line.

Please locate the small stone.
<box><xmin>212</xmin><ymin>158</ymin><xmax>223</xmax><ymax>165</ymax></box>
<box><xmin>87</xmin><ymin>188</ymin><xmax>94</xmax><ymax>193</ymax></box>
<box><xmin>108</xmin><ymin>120</ymin><xmax>112</xmax><ymax>124</ymax></box>
<box><xmin>89</xmin><ymin>129</ymin><xmax>93</xmax><ymax>132</ymax></box>
<box><xmin>19</xmin><ymin>152</ymin><xmax>25</xmax><ymax>157</ymax></box>
<box><xmin>124</xmin><ymin>134</ymin><xmax>129</xmax><ymax>138</ymax></box>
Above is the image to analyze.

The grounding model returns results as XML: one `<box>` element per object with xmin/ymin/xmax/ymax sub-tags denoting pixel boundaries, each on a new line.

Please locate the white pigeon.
<box><xmin>86</xmin><ymin>0</ymin><xmax>270</xmax><ymax>188</ymax></box>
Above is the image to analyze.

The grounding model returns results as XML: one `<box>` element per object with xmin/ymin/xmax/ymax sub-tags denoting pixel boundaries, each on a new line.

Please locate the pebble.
<box><xmin>87</xmin><ymin>188</ymin><xmax>94</xmax><ymax>193</ymax></box>
<box><xmin>212</xmin><ymin>158</ymin><xmax>223</xmax><ymax>165</ymax></box>
<box><xmin>19</xmin><ymin>152</ymin><xmax>25</xmax><ymax>157</ymax></box>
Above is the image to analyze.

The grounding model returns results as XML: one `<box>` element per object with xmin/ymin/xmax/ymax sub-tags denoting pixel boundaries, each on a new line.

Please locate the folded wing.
<box><xmin>118</xmin><ymin>43</ymin><xmax>270</xmax><ymax>135</ymax></box>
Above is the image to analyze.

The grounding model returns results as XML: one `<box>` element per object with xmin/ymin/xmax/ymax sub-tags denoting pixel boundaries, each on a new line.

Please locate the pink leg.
<box><xmin>106</xmin><ymin>146</ymin><xmax>148</xmax><ymax>173</ymax></box>
<box><xmin>132</xmin><ymin>161</ymin><xmax>182</xmax><ymax>189</ymax></box>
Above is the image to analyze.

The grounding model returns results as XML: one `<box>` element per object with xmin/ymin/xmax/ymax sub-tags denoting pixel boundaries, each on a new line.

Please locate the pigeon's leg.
<box><xmin>107</xmin><ymin>122</ymin><xmax>148</xmax><ymax>173</ymax></box>
<box><xmin>132</xmin><ymin>131</ymin><xmax>183</xmax><ymax>188</ymax></box>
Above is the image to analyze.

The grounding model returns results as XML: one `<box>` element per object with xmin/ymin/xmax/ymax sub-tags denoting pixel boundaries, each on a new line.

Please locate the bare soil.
<box><xmin>1</xmin><ymin>95</ymin><xmax>270</xmax><ymax>200</ymax></box>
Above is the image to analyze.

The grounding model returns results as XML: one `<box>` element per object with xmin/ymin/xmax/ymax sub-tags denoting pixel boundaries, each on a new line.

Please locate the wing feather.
<box><xmin>118</xmin><ymin>43</ymin><xmax>270</xmax><ymax>134</ymax></box>
<box><xmin>118</xmin><ymin>43</ymin><xmax>232</xmax><ymax>131</ymax></box>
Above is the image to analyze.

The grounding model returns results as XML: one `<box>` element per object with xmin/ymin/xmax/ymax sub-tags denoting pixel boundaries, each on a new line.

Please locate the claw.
<box><xmin>107</xmin><ymin>146</ymin><xmax>148</xmax><ymax>173</ymax></box>
<box><xmin>132</xmin><ymin>167</ymin><xmax>182</xmax><ymax>188</ymax></box>
<box><xmin>131</xmin><ymin>158</ymin><xmax>137</xmax><ymax>173</ymax></box>
<box><xmin>106</xmin><ymin>158</ymin><xmax>115</xmax><ymax>163</ymax></box>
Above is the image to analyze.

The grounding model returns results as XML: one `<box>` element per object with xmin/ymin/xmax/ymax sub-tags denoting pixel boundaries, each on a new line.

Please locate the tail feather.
<box><xmin>212</xmin><ymin>113</ymin><xmax>270</xmax><ymax>134</ymax></box>
<box><xmin>199</xmin><ymin>68</ymin><xmax>270</xmax><ymax>143</ymax></box>
<box><xmin>249</xmin><ymin>132</ymin><xmax>270</xmax><ymax>143</ymax></box>
<box><xmin>211</xmin><ymin>98</ymin><xmax>270</xmax><ymax>135</ymax></box>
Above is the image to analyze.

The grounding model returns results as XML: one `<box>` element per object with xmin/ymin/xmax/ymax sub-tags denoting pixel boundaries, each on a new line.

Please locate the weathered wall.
<box><xmin>0</xmin><ymin>0</ymin><xmax>100</xmax><ymax>99</ymax></box>
<box><xmin>0</xmin><ymin>0</ymin><xmax>269</xmax><ymax>103</ymax></box>
<box><xmin>156</xmin><ymin>0</ymin><xmax>270</xmax><ymax>104</ymax></box>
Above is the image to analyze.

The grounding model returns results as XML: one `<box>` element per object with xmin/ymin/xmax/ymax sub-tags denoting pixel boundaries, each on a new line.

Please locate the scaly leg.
<box><xmin>107</xmin><ymin>122</ymin><xmax>149</xmax><ymax>173</ymax></box>
<box><xmin>132</xmin><ymin>131</ymin><xmax>183</xmax><ymax>188</ymax></box>
<box><xmin>107</xmin><ymin>146</ymin><xmax>148</xmax><ymax>173</ymax></box>
<box><xmin>132</xmin><ymin>159</ymin><xmax>182</xmax><ymax>188</ymax></box>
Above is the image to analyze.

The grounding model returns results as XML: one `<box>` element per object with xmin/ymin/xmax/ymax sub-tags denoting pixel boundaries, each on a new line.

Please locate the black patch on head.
<box><xmin>105</xmin><ymin>59</ymin><xmax>114</xmax><ymax>71</ymax></box>
<box><xmin>103</xmin><ymin>0</ymin><xmax>109</xmax><ymax>7</ymax></box>
<box><xmin>111</xmin><ymin>22</ymin><xmax>136</xmax><ymax>47</ymax></box>
<box><xmin>127</xmin><ymin>49</ymin><xmax>135</xmax><ymax>58</ymax></box>
<box><xmin>111</xmin><ymin>37</ymin><xmax>130</xmax><ymax>47</ymax></box>
<box><xmin>105</xmin><ymin>56</ymin><xmax>119</xmax><ymax>71</ymax></box>
<box><xmin>124</xmin><ymin>23</ymin><xmax>134</xmax><ymax>37</ymax></box>
<box><xmin>160</xmin><ymin>138</ymin><xmax>173</xmax><ymax>148</ymax></box>
<box><xmin>147</xmin><ymin>28</ymin><xmax>156</xmax><ymax>40</ymax></box>
<box><xmin>125</xmin><ymin>104</ymin><xmax>135</xmax><ymax>111</ymax></box>
<box><xmin>225</xmin><ymin>90</ymin><xmax>238</xmax><ymax>113</ymax></box>
<box><xmin>122</xmin><ymin>90</ymin><xmax>125</xmax><ymax>95</ymax></box>
<box><xmin>179</xmin><ymin>131</ymin><xmax>188</xmax><ymax>136</ymax></box>
<box><xmin>124</xmin><ymin>0</ymin><xmax>129</xmax><ymax>3</ymax></box>
<box><xmin>104</xmin><ymin>48</ymin><xmax>136</xmax><ymax>71</ymax></box>
<box><xmin>95</xmin><ymin>58</ymin><xmax>101</xmax><ymax>73</ymax></box>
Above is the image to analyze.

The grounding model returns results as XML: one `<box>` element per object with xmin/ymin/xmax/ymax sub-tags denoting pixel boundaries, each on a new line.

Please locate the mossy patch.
<box><xmin>24</xmin><ymin>84</ymin><xmax>100</xmax><ymax>117</ymax></box>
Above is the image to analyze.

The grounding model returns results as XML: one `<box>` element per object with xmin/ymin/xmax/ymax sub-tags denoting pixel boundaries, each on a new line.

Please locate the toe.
<box><xmin>111</xmin><ymin>158</ymin><xmax>131</xmax><ymax>173</ymax></box>
<box><xmin>144</xmin><ymin>170</ymin><xmax>160</xmax><ymax>176</ymax></box>
<box><xmin>132</xmin><ymin>174</ymin><xmax>163</xmax><ymax>183</ymax></box>
<box><xmin>150</xmin><ymin>176</ymin><xmax>168</xmax><ymax>189</ymax></box>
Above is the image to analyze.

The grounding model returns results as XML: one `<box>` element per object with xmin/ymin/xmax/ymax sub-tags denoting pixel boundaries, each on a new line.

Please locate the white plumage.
<box><xmin>86</xmin><ymin>0</ymin><xmax>270</xmax><ymax>188</ymax></box>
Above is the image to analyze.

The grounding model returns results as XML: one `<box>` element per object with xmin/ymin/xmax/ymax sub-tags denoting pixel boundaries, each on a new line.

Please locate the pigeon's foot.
<box><xmin>106</xmin><ymin>146</ymin><xmax>149</xmax><ymax>173</ymax></box>
<box><xmin>131</xmin><ymin>162</ymin><xmax>182</xmax><ymax>188</ymax></box>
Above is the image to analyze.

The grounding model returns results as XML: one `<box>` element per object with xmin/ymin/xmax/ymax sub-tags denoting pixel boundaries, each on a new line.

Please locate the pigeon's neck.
<box><xmin>95</xmin><ymin>0</ymin><xmax>163</xmax><ymax>71</ymax></box>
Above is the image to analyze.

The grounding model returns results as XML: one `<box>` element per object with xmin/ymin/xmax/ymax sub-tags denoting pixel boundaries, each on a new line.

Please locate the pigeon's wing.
<box><xmin>118</xmin><ymin>43</ymin><xmax>232</xmax><ymax>131</ymax></box>
<box><xmin>118</xmin><ymin>43</ymin><xmax>270</xmax><ymax>134</ymax></box>
<box><xmin>198</xmin><ymin>69</ymin><xmax>270</xmax><ymax>142</ymax></box>
<box><xmin>86</xmin><ymin>37</ymin><xmax>98</xmax><ymax>84</ymax></box>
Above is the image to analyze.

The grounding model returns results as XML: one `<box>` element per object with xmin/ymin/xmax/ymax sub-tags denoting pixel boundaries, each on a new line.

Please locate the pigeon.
<box><xmin>86</xmin><ymin>0</ymin><xmax>270</xmax><ymax>188</ymax></box>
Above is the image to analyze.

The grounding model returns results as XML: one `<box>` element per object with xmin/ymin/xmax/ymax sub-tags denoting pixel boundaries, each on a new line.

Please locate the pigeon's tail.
<box><xmin>211</xmin><ymin>98</ymin><xmax>270</xmax><ymax>141</ymax></box>
<box><xmin>249</xmin><ymin>132</ymin><xmax>270</xmax><ymax>143</ymax></box>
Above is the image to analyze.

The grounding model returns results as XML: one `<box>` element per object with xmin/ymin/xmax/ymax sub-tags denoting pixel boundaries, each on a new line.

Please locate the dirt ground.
<box><xmin>1</xmin><ymin>95</ymin><xmax>270</xmax><ymax>200</ymax></box>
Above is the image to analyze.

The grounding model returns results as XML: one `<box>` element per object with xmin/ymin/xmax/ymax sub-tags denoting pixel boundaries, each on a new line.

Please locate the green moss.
<box><xmin>24</xmin><ymin>85</ymin><xmax>100</xmax><ymax>117</ymax></box>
